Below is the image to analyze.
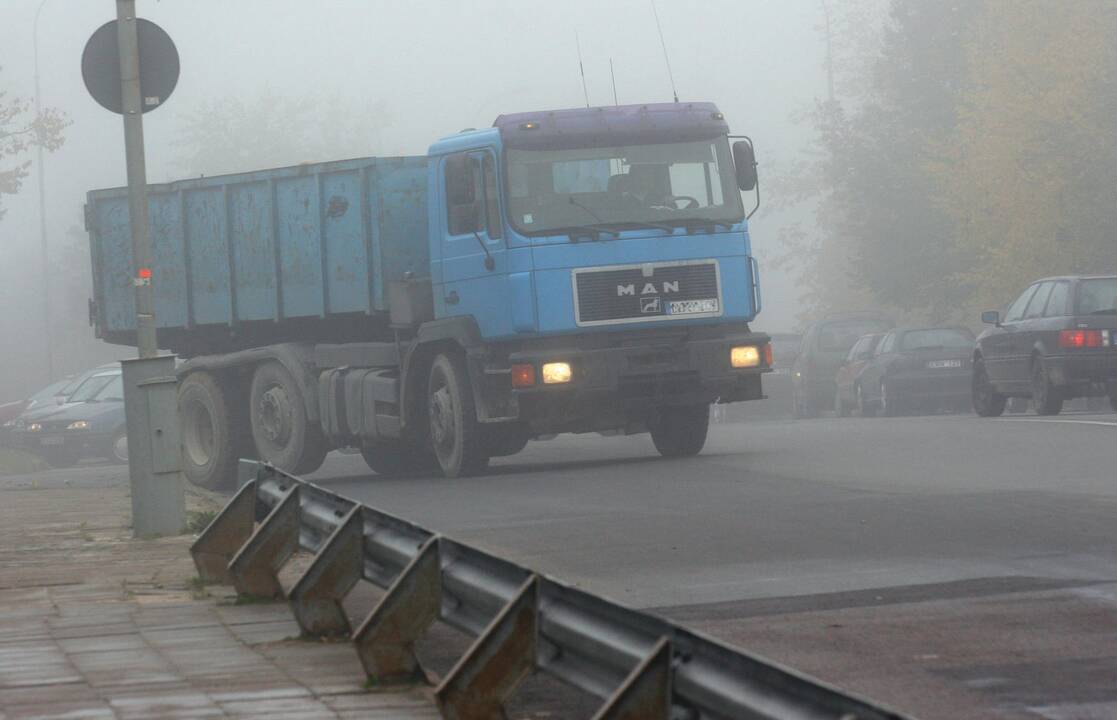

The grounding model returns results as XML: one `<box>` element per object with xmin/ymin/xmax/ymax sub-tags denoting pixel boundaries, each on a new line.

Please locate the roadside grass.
<box><xmin>0</xmin><ymin>448</ymin><xmax>47</xmax><ymax>476</ymax></box>
<box><xmin>184</xmin><ymin>509</ymin><xmax>219</xmax><ymax>534</ymax></box>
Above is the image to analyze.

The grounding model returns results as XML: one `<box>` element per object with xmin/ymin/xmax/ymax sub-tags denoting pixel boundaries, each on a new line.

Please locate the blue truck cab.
<box><xmin>87</xmin><ymin>101</ymin><xmax>769</xmax><ymax>487</ymax></box>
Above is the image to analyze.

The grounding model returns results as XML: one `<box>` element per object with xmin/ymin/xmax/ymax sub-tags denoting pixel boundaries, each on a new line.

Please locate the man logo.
<box><xmin>617</xmin><ymin>281</ymin><xmax>680</xmax><ymax>297</ymax></box>
<box><xmin>640</xmin><ymin>297</ymin><xmax>662</xmax><ymax>314</ymax></box>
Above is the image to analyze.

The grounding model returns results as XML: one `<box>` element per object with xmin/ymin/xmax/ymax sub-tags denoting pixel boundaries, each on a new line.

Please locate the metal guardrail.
<box><xmin>191</xmin><ymin>461</ymin><xmax>910</xmax><ymax>720</ymax></box>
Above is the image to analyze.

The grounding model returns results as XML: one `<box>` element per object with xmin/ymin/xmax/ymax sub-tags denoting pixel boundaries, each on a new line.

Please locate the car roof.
<box><xmin>1033</xmin><ymin>275</ymin><xmax>1117</xmax><ymax>283</ymax></box>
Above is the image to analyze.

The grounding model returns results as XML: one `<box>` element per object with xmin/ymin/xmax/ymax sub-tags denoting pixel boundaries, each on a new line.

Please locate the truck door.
<box><xmin>435</xmin><ymin>150</ymin><xmax>511</xmax><ymax>337</ymax></box>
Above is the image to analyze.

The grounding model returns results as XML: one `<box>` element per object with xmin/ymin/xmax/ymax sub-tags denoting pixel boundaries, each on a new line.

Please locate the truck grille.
<box><xmin>573</xmin><ymin>261</ymin><xmax>722</xmax><ymax>326</ymax></box>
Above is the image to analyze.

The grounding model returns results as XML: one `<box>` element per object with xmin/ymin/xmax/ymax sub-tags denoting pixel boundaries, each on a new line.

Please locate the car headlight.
<box><xmin>1</xmin><ymin>420</ymin><xmax>14</xmax><ymax>428</ymax></box>
<box><xmin>67</xmin><ymin>420</ymin><xmax>90</xmax><ymax>430</ymax></box>
<box><xmin>28</xmin><ymin>423</ymin><xmax>42</xmax><ymax>432</ymax></box>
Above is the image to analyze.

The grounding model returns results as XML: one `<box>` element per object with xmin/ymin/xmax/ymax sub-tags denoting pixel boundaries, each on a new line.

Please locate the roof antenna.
<box><xmin>576</xmin><ymin>30</ymin><xmax>590</xmax><ymax>108</ymax></box>
<box><xmin>650</xmin><ymin>0</ymin><xmax>679</xmax><ymax>103</ymax></box>
<box><xmin>610</xmin><ymin>58</ymin><xmax>619</xmax><ymax>106</ymax></box>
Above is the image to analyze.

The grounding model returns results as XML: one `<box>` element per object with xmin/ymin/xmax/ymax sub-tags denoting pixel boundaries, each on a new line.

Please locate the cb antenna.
<box><xmin>650</xmin><ymin>0</ymin><xmax>679</xmax><ymax>102</ymax></box>
<box><xmin>610</xmin><ymin>58</ymin><xmax>619</xmax><ymax>105</ymax></box>
<box><xmin>576</xmin><ymin>30</ymin><xmax>590</xmax><ymax>108</ymax></box>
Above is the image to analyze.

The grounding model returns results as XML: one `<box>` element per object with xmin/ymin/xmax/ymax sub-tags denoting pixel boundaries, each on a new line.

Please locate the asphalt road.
<box><xmin>300</xmin><ymin>411</ymin><xmax>1117</xmax><ymax>719</ymax></box>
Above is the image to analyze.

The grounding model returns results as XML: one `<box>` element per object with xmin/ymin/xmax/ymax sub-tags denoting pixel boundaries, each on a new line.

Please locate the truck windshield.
<box><xmin>505</xmin><ymin>137</ymin><xmax>743</xmax><ymax>237</ymax></box>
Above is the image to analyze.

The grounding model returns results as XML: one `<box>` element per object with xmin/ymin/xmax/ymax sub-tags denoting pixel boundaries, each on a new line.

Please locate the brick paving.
<box><xmin>0</xmin><ymin>470</ymin><xmax>438</xmax><ymax>719</ymax></box>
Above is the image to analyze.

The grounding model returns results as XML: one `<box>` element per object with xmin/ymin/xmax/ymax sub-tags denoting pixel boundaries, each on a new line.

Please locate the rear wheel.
<box><xmin>835</xmin><ymin>387</ymin><xmax>851</xmax><ymax>417</ymax></box>
<box><xmin>1032</xmin><ymin>358</ymin><xmax>1063</xmax><ymax>416</ymax></box>
<box><xmin>972</xmin><ymin>358</ymin><xmax>1007</xmax><ymax>417</ymax></box>
<box><xmin>793</xmin><ymin>386</ymin><xmax>817</xmax><ymax>419</ymax></box>
<box><xmin>649</xmin><ymin>404</ymin><xmax>710</xmax><ymax>457</ymax></box>
<box><xmin>250</xmin><ymin>361</ymin><xmax>328</xmax><ymax>476</ymax></box>
<box><xmin>1109</xmin><ymin>392</ymin><xmax>1117</xmax><ymax>413</ymax></box>
<box><xmin>427</xmin><ymin>353</ymin><xmax>489</xmax><ymax>478</ymax></box>
<box><xmin>856</xmin><ymin>383</ymin><xmax>876</xmax><ymax>418</ymax></box>
<box><xmin>179</xmin><ymin>371</ymin><xmax>238</xmax><ymax>490</ymax></box>
<box><xmin>880</xmin><ymin>381</ymin><xmax>901</xmax><ymax>417</ymax></box>
<box><xmin>360</xmin><ymin>442</ymin><xmax>435</xmax><ymax>476</ymax></box>
<box><xmin>107</xmin><ymin>428</ymin><xmax>128</xmax><ymax>464</ymax></box>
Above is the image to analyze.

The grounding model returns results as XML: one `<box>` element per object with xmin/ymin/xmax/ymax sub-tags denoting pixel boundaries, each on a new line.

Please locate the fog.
<box><xmin>0</xmin><ymin>0</ymin><xmax>830</xmax><ymax>403</ymax></box>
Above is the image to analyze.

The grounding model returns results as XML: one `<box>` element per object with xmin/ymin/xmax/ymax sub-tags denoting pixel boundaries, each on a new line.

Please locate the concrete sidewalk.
<box><xmin>0</xmin><ymin>469</ymin><xmax>438</xmax><ymax>719</ymax></box>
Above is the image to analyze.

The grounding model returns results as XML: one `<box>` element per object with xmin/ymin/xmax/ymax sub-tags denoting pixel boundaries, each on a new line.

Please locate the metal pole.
<box><xmin>33</xmin><ymin>0</ymin><xmax>54</xmax><ymax>380</ymax></box>
<box><xmin>115</xmin><ymin>0</ymin><xmax>157</xmax><ymax>359</ymax></box>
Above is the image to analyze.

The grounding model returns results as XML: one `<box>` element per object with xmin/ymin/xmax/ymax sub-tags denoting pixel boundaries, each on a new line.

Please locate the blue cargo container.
<box><xmin>88</xmin><ymin>156</ymin><xmax>428</xmax><ymax>347</ymax></box>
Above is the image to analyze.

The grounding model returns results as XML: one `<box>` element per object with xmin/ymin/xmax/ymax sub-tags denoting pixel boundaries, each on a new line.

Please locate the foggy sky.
<box><xmin>0</xmin><ymin>0</ymin><xmax>828</xmax><ymax>402</ymax></box>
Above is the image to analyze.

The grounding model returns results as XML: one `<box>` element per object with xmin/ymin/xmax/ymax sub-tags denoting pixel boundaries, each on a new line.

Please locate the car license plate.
<box><xmin>926</xmin><ymin>359</ymin><xmax>962</xmax><ymax>369</ymax></box>
<box><xmin>39</xmin><ymin>436</ymin><xmax>64</xmax><ymax>446</ymax></box>
<box><xmin>667</xmin><ymin>298</ymin><xmax>719</xmax><ymax>315</ymax></box>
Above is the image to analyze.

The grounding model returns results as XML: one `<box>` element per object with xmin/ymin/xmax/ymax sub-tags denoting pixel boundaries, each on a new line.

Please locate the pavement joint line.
<box><xmin>996</xmin><ymin>418</ymin><xmax>1117</xmax><ymax>427</ymax></box>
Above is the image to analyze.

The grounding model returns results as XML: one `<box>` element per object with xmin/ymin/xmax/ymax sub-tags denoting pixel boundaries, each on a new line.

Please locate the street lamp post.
<box><xmin>33</xmin><ymin>0</ymin><xmax>54</xmax><ymax>381</ymax></box>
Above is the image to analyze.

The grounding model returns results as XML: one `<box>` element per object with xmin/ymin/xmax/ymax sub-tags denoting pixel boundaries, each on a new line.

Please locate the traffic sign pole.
<box><xmin>115</xmin><ymin>0</ymin><xmax>157</xmax><ymax>359</ymax></box>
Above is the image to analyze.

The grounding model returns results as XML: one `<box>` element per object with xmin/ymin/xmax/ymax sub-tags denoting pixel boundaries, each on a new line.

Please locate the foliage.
<box><xmin>782</xmin><ymin>0</ymin><xmax>1117</xmax><ymax>326</ymax></box>
<box><xmin>0</xmin><ymin>67</ymin><xmax>68</xmax><ymax>221</ymax></box>
<box><xmin>172</xmin><ymin>89</ymin><xmax>391</xmax><ymax>178</ymax></box>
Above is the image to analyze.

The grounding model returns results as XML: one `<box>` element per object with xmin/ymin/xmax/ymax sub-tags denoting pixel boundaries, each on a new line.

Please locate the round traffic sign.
<box><xmin>81</xmin><ymin>18</ymin><xmax>179</xmax><ymax>115</ymax></box>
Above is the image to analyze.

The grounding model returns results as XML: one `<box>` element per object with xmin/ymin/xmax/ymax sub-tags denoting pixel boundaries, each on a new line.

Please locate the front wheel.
<box><xmin>1032</xmin><ymin>359</ymin><xmax>1063</xmax><ymax>416</ymax></box>
<box><xmin>107</xmin><ymin>428</ymin><xmax>128</xmax><ymax>464</ymax></box>
<box><xmin>427</xmin><ymin>353</ymin><xmax>489</xmax><ymax>478</ymax></box>
<box><xmin>649</xmin><ymin>404</ymin><xmax>710</xmax><ymax>457</ymax></box>
<box><xmin>972</xmin><ymin>359</ymin><xmax>1007</xmax><ymax>417</ymax></box>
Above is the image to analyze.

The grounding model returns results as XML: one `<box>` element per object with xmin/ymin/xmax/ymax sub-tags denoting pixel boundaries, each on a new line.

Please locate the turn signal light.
<box><xmin>763</xmin><ymin>343</ymin><xmax>773</xmax><ymax>367</ymax></box>
<box><xmin>1059</xmin><ymin>329</ymin><xmax>1105</xmax><ymax>348</ymax></box>
<box><xmin>541</xmin><ymin>362</ymin><xmax>573</xmax><ymax>384</ymax></box>
<box><xmin>731</xmin><ymin>345</ymin><xmax>760</xmax><ymax>368</ymax></box>
<box><xmin>511</xmin><ymin>364</ymin><xmax>536</xmax><ymax>388</ymax></box>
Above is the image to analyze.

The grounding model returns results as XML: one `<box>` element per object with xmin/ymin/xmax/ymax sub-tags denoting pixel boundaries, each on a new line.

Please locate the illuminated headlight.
<box><xmin>730</xmin><ymin>346</ymin><xmax>761</xmax><ymax>368</ymax></box>
<box><xmin>541</xmin><ymin>362</ymin><xmax>573</xmax><ymax>385</ymax></box>
<box><xmin>1</xmin><ymin>420</ymin><xmax>14</xmax><ymax>428</ymax></box>
<box><xmin>28</xmin><ymin>423</ymin><xmax>42</xmax><ymax>432</ymax></box>
<box><xmin>67</xmin><ymin>421</ymin><xmax>90</xmax><ymax>430</ymax></box>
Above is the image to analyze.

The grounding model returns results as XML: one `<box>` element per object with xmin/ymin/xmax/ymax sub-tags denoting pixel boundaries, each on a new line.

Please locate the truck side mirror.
<box><xmin>732</xmin><ymin>140</ymin><xmax>758</xmax><ymax>192</ymax></box>
<box><xmin>981</xmin><ymin>310</ymin><xmax>1000</xmax><ymax>326</ymax></box>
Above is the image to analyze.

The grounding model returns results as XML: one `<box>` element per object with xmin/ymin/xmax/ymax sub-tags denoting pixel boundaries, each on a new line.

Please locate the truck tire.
<box><xmin>427</xmin><ymin>352</ymin><xmax>489</xmax><ymax>478</ymax></box>
<box><xmin>360</xmin><ymin>442</ymin><xmax>436</xmax><ymax>476</ymax></box>
<box><xmin>179</xmin><ymin>371</ymin><xmax>237</xmax><ymax>490</ymax></box>
<box><xmin>250</xmin><ymin>361</ymin><xmax>328</xmax><ymax>476</ymax></box>
<box><xmin>649</xmin><ymin>404</ymin><xmax>710</xmax><ymax>458</ymax></box>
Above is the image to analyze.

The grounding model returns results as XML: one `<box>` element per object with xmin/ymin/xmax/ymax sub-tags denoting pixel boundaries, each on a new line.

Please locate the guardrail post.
<box><xmin>354</xmin><ymin>536</ymin><xmax>441</xmax><ymax>687</ymax></box>
<box><xmin>591</xmin><ymin>636</ymin><xmax>673</xmax><ymax>720</ymax></box>
<box><xmin>436</xmin><ymin>575</ymin><xmax>538</xmax><ymax>720</ymax></box>
<box><xmin>289</xmin><ymin>506</ymin><xmax>363</xmax><ymax>637</ymax></box>
<box><xmin>228</xmin><ymin>484</ymin><xmax>300</xmax><ymax>598</ymax></box>
<box><xmin>189</xmin><ymin>479</ymin><xmax>257</xmax><ymax>585</ymax></box>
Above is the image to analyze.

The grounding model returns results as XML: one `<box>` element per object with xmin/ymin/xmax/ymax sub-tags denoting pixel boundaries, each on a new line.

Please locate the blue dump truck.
<box><xmin>87</xmin><ymin>102</ymin><xmax>771</xmax><ymax>488</ymax></box>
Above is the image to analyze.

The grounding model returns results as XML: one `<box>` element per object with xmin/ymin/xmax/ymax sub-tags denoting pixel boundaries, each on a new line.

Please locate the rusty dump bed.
<box><xmin>86</xmin><ymin>155</ymin><xmax>429</xmax><ymax>353</ymax></box>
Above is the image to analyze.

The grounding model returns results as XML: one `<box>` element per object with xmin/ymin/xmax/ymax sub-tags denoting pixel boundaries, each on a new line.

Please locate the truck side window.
<box><xmin>482</xmin><ymin>153</ymin><xmax>503</xmax><ymax>240</ymax></box>
<box><xmin>445</xmin><ymin>153</ymin><xmax>482</xmax><ymax>235</ymax></box>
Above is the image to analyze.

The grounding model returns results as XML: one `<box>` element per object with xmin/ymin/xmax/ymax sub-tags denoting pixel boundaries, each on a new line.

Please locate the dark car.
<box><xmin>854</xmin><ymin>327</ymin><xmax>975</xmax><ymax>416</ymax></box>
<box><xmin>791</xmin><ymin>315</ymin><xmax>891</xmax><ymax>417</ymax></box>
<box><xmin>973</xmin><ymin>275</ymin><xmax>1117</xmax><ymax>416</ymax></box>
<box><xmin>15</xmin><ymin>370</ymin><xmax>127</xmax><ymax>467</ymax></box>
<box><xmin>834</xmin><ymin>333</ymin><xmax>885</xmax><ymax>416</ymax></box>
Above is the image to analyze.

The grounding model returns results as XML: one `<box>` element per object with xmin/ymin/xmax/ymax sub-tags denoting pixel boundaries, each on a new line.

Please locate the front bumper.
<box><xmin>474</xmin><ymin>326</ymin><xmax>770</xmax><ymax>433</ymax></box>
<box><xmin>18</xmin><ymin>430</ymin><xmax>111</xmax><ymax>458</ymax></box>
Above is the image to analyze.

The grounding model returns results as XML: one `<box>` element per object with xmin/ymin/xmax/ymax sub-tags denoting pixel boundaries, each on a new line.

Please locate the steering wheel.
<box><xmin>667</xmin><ymin>195</ymin><xmax>700</xmax><ymax>210</ymax></box>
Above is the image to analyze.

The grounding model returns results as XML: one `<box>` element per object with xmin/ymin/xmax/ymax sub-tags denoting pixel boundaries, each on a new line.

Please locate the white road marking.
<box><xmin>997</xmin><ymin>418</ymin><xmax>1117</xmax><ymax>427</ymax></box>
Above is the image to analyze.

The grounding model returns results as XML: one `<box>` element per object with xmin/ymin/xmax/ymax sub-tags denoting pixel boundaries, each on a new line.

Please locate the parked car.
<box><xmin>853</xmin><ymin>327</ymin><xmax>975</xmax><ymax>416</ymax></box>
<box><xmin>791</xmin><ymin>315</ymin><xmax>891</xmax><ymax>417</ymax></box>
<box><xmin>973</xmin><ymin>275</ymin><xmax>1117</xmax><ymax>416</ymax></box>
<box><xmin>14</xmin><ymin>369</ymin><xmax>127</xmax><ymax>467</ymax></box>
<box><xmin>834</xmin><ymin>333</ymin><xmax>885</xmax><ymax>417</ymax></box>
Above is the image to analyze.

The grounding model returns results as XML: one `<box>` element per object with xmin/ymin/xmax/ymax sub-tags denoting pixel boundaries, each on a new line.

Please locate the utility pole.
<box><xmin>116</xmin><ymin>0</ymin><xmax>157</xmax><ymax>359</ymax></box>
<box><xmin>33</xmin><ymin>0</ymin><xmax>54</xmax><ymax>380</ymax></box>
<box><xmin>820</xmin><ymin>0</ymin><xmax>836</xmax><ymax>104</ymax></box>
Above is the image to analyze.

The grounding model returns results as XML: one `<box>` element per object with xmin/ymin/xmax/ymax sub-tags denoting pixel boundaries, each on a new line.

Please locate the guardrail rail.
<box><xmin>191</xmin><ymin>461</ymin><xmax>909</xmax><ymax>720</ymax></box>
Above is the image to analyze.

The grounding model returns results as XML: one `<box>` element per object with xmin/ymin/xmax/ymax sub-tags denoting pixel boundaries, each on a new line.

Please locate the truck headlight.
<box><xmin>28</xmin><ymin>423</ymin><xmax>42</xmax><ymax>432</ymax></box>
<box><xmin>731</xmin><ymin>346</ymin><xmax>760</xmax><ymax>368</ymax></box>
<box><xmin>541</xmin><ymin>362</ymin><xmax>572</xmax><ymax>384</ymax></box>
<box><xmin>67</xmin><ymin>421</ymin><xmax>90</xmax><ymax>430</ymax></box>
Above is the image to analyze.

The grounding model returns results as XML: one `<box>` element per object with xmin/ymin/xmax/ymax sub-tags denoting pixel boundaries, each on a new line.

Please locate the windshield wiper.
<box><xmin>554</xmin><ymin>224</ymin><xmax>619</xmax><ymax>242</ymax></box>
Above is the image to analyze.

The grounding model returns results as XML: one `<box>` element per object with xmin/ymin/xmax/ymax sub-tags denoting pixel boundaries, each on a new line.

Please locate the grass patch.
<box><xmin>184</xmin><ymin>509</ymin><xmax>219</xmax><ymax>534</ymax></box>
<box><xmin>0</xmin><ymin>448</ymin><xmax>47</xmax><ymax>476</ymax></box>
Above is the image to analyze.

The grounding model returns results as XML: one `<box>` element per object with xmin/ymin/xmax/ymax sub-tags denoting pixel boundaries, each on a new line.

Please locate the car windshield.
<box><xmin>91</xmin><ymin>375</ymin><xmax>124</xmax><ymax>402</ymax></box>
<box><xmin>817</xmin><ymin>320</ymin><xmax>888</xmax><ymax>353</ymax></box>
<box><xmin>505</xmin><ymin>137</ymin><xmax>744</xmax><ymax>236</ymax></box>
<box><xmin>900</xmin><ymin>328</ymin><xmax>974</xmax><ymax>350</ymax></box>
<box><xmin>68</xmin><ymin>374</ymin><xmax>117</xmax><ymax>403</ymax></box>
<box><xmin>1075</xmin><ymin>278</ymin><xmax>1117</xmax><ymax>315</ymax></box>
<box><xmin>28</xmin><ymin>378</ymin><xmax>72</xmax><ymax>403</ymax></box>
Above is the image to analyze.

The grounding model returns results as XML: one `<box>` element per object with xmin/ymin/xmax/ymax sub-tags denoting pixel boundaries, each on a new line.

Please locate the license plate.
<box><xmin>926</xmin><ymin>359</ymin><xmax>962</xmax><ymax>369</ymax></box>
<box><xmin>667</xmin><ymin>298</ymin><xmax>719</xmax><ymax>315</ymax></box>
<box><xmin>39</xmin><ymin>436</ymin><xmax>64</xmax><ymax>446</ymax></box>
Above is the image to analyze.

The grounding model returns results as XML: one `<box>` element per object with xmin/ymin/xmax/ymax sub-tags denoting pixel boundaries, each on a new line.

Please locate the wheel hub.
<box><xmin>257</xmin><ymin>386</ymin><xmax>292</xmax><ymax>444</ymax></box>
<box><xmin>183</xmin><ymin>400</ymin><xmax>215</xmax><ymax>467</ymax></box>
<box><xmin>429</xmin><ymin>385</ymin><xmax>454</xmax><ymax>451</ymax></box>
